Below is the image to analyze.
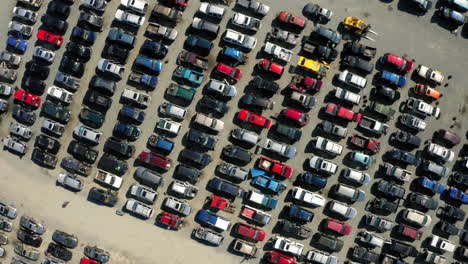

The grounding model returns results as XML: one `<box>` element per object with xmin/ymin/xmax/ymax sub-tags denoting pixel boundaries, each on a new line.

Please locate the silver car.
<box><xmin>33</xmin><ymin>46</ymin><xmax>55</xmax><ymax>63</ymax></box>
<box><xmin>57</xmin><ymin>173</ymin><xmax>84</xmax><ymax>191</ymax></box>
<box><xmin>9</xmin><ymin>122</ymin><xmax>32</xmax><ymax>140</ymax></box>
<box><xmin>130</xmin><ymin>184</ymin><xmax>157</xmax><ymax>204</ymax></box>
<box><xmin>14</xmin><ymin>242</ymin><xmax>40</xmax><ymax>261</ymax></box>
<box><xmin>2</xmin><ymin>137</ymin><xmax>27</xmax><ymax>155</ymax></box>
<box><xmin>20</xmin><ymin>215</ymin><xmax>46</xmax><ymax>235</ymax></box>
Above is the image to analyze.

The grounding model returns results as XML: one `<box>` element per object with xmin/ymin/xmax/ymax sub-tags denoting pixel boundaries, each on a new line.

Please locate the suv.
<box><xmin>180</xmin><ymin>149</ymin><xmax>211</xmax><ymax>168</ymax></box>
<box><xmin>41</xmin><ymin>101</ymin><xmax>70</xmax><ymax>124</ymax></box>
<box><xmin>222</xmin><ymin>145</ymin><xmax>252</xmax><ymax>164</ymax></box>
<box><xmin>107</xmin><ymin>28</ymin><xmax>135</xmax><ymax>48</ymax></box>
<box><xmin>314</xmin><ymin>233</ymin><xmax>343</xmax><ymax>253</ymax></box>
<box><xmin>402</xmin><ymin>209</ymin><xmax>432</xmax><ymax>227</ymax></box>
<box><xmin>73</xmin><ymin>124</ymin><xmax>102</xmax><ymax>144</ymax></box>
<box><xmin>377</xmin><ymin>180</ymin><xmax>405</xmax><ymax>199</ymax></box>
<box><xmin>79</xmin><ymin>108</ymin><xmax>104</xmax><ymax>129</ymax></box>
<box><xmin>104</xmin><ymin>137</ymin><xmax>135</xmax><ymax>159</ymax></box>
<box><xmin>98</xmin><ymin>155</ymin><xmax>128</xmax><ymax>176</ymax></box>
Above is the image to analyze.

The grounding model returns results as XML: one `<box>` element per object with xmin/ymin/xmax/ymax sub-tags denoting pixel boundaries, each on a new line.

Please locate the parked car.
<box><xmin>380</xmin><ymin>53</ymin><xmax>413</xmax><ymax>74</ymax></box>
<box><xmin>223</xmin><ymin>29</ymin><xmax>257</xmax><ymax>50</ymax></box>
<box><xmin>377</xmin><ymin>180</ymin><xmax>405</xmax><ymax>200</ymax></box>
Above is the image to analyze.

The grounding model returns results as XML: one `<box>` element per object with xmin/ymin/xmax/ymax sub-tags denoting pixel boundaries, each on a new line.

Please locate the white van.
<box><xmin>328</xmin><ymin>200</ymin><xmax>357</xmax><ymax>219</ymax></box>
<box><xmin>231</xmin><ymin>128</ymin><xmax>260</xmax><ymax>145</ymax></box>
<box><xmin>333</xmin><ymin>184</ymin><xmax>365</xmax><ymax>202</ymax></box>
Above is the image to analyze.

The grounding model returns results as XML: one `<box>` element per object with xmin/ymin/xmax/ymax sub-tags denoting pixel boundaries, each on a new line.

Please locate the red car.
<box><xmin>238</xmin><ymin>109</ymin><xmax>272</xmax><ymax>129</ymax></box>
<box><xmin>381</xmin><ymin>53</ymin><xmax>413</xmax><ymax>74</ymax></box>
<box><xmin>279</xmin><ymin>108</ymin><xmax>309</xmax><ymax>126</ymax></box>
<box><xmin>258</xmin><ymin>59</ymin><xmax>285</xmax><ymax>77</ymax></box>
<box><xmin>37</xmin><ymin>30</ymin><xmax>64</xmax><ymax>48</ymax></box>
<box><xmin>138</xmin><ymin>151</ymin><xmax>172</xmax><ymax>171</ymax></box>
<box><xmin>325</xmin><ymin>103</ymin><xmax>362</xmax><ymax>123</ymax></box>
<box><xmin>80</xmin><ymin>258</ymin><xmax>99</xmax><ymax>264</ymax></box>
<box><xmin>350</xmin><ymin>134</ymin><xmax>381</xmax><ymax>154</ymax></box>
<box><xmin>216</xmin><ymin>62</ymin><xmax>241</xmax><ymax>83</ymax></box>
<box><xmin>234</xmin><ymin>222</ymin><xmax>265</xmax><ymax>242</ymax></box>
<box><xmin>258</xmin><ymin>156</ymin><xmax>293</xmax><ymax>178</ymax></box>
<box><xmin>324</xmin><ymin>218</ymin><xmax>352</xmax><ymax>236</ymax></box>
<box><xmin>171</xmin><ymin>0</ymin><xmax>189</xmax><ymax>10</ymax></box>
<box><xmin>14</xmin><ymin>89</ymin><xmax>41</xmax><ymax>109</ymax></box>
<box><xmin>264</xmin><ymin>251</ymin><xmax>296</xmax><ymax>264</ymax></box>
<box><xmin>277</xmin><ymin>11</ymin><xmax>306</xmax><ymax>29</ymax></box>
<box><xmin>156</xmin><ymin>211</ymin><xmax>186</xmax><ymax>230</ymax></box>
<box><xmin>396</xmin><ymin>224</ymin><xmax>422</xmax><ymax>240</ymax></box>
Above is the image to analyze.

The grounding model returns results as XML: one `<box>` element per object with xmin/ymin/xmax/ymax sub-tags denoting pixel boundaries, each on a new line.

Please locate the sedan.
<box><xmin>41</xmin><ymin>14</ymin><xmax>68</xmax><ymax>35</ymax></box>
<box><xmin>237</xmin><ymin>109</ymin><xmax>272</xmax><ymax>129</ymax></box>
<box><xmin>52</xmin><ymin>230</ymin><xmax>78</xmax><ymax>249</ymax></box>
<box><xmin>81</xmin><ymin>0</ymin><xmax>107</xmax><ymax>12</ymax></box>
<box><xmin>7</xmin><ymin>35</ymin><xmax>27</xmax><ymax>53</ymax></box>
<box><xmin>240</xmin><ymin>94</ymin><xmax>274</xmax><ymax>110</ymax></box>
<box><xmin>17</xmin><ymin>230</ymin><xmax>42</xmax><ymax>248</ymax></box>
<box><xmin>47</xmin><ymin>0</ymin><xmax>70</xmax><ymax>18</ymax></box>
<box><xmin>79</xmin><ymin>11</ymin><xmax>103</xmax><ymax>31</ymax></box>
<box><xmin>37</xmin><ymin>30</ymin><xmax>63</xmax><ymax>48</ymax></box>
<box><xmin>14</xmin><ymin>89</ymin><xmax>41</xmax><ymax>109</ymax></box>
<box><xmin>66</xmin><ymin>42</ymin><xmax>91</xmax><ymax>62</ymax></box>
<box><xmin>215</xmin><ymin>62</ymin><xmax>241</xmax><ymax>83</ymax></box>
<box><xmin>20</xmin><ymin>216</ymin><xmax>45</xmax><ymax>235</ymax></box>
<box><xmin>33</xmin><ymin>46</ymin><xmax>55</xmax><ymax>63</ymax></box>
<box><xmin>380</xmin><ymin>53</ymin><xmax>413</xmax><ymax>74</ymax></box>
<box><xmin>408</xmin><ymin>192</ymin><xmax>438</xmax><ymax>210</ymax></box>
<box><xmin>277</xmin><ymin>11</ymin><xmax>306</xmax><ymax>30</ymax></box>
<box><xmin>12</xmin><ymin>105</ymin><xmax>36</xmax><ymax>126</ymax></box>
<box><xmin>71</xmin><ymin>27</ymin><xmax>96</xmax><ymax>46</ymax></box>
<box><xmin>46</xmin><ymin>243</ymin><xmax>72</xmax><ymax>261</ymax></box>
<box><xmin>26</xmin><ymin>61</ymin><xmax>49</xmax><ymax>80</ymax></box>
<box><xmin>60</xmin><ymin>56</ymin><xmax>85</xmax><ymax>78</ymax></box>
<box><xmin>257</xmin><ymin>59</ymin><xmax>284</xmax><ymax>77</ymax></box>
<box><xmin>113</xmin><ymin>122</ymin><xmax>141</xmax><ymax>141</ymax></box>
<box><xmin>449</xmin><ymin>187</ymin><xmax>468</xmax><ymax>204</ymax></box>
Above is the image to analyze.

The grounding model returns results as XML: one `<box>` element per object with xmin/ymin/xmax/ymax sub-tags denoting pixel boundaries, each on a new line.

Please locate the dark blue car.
<box><xmin>288</xmin><ymin>205</ymin><xmax>314</xmax><ymax>222</ymax></box>
<box><xmin>141</xmin><ymin>39</ymin><xmax>168</xmax><ymax>59</ymax></box>
<box><xmin>119</xmin><ymin>106</ymin><xmax>145</xmax><ymax>125</ymax></box>
<box><xmin>220</xmin><ymin>47</ymin><xmax>246</xmax><ymax>66</ymax></box>
<box><xmin>148</xmin><ymin>134</ymin><xmax>174</xmax><ymax>154</ymax></box>
<box><xmin>388</xmin><ymin>149</ymin><xmax>420</xmax><ymax>166</ymax></box>
<box><xmin>113</xmin><ymin>122</ymin><xmax>141</xmax><ymax>141</ymax></box>
<box><xmin>208</xmin><ymin>177</ymin><xmax>244</xmax><ymax>199</ymax></box>
<box><xmin>7</xmin><ymin>35</ymin><xmax>27</xmax><ymax>53</ymax></box>
<box><xmin>71</xmin><ymin>27</ymin><xmax>96</xmax><ymax>46</ymax></box>
<box><xmin>185</xmin><ymin>35</ymin><xmax>213</xmax><ymax>54</ymax></box>
<box><xmin>134</xmin><ymin>55</ymin><xmax>163</xmax><ymax>75</ymax></box>
<box><xmin>297</xmin><ymin>172</ymin><xmax>327</xmax><ymax>189</ymax></box>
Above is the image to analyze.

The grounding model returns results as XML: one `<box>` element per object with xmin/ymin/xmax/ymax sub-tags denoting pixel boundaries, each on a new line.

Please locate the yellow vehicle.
<box><xmin>343</xmin><ymin>16</ymin><xmax>378</xmax><ymax>41</ymax></box>
<box><xmin>297</xmin><ymin>56</ymin><xmax>329</xmax><ymax>77</ymax></box>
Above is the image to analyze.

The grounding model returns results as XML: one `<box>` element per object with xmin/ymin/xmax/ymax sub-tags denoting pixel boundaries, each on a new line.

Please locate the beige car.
<box><xmin>232</xmin><ymin>239</ymin><xmax>258</xmax><ymax>257</ymax></box>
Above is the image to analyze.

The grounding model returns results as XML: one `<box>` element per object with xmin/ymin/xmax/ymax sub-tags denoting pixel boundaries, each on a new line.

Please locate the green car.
<box><xmin>166</xmin><ymin>83</ymin><xmax>196</xmax><ymax>103</ymax></box>
<box><xmin>88</xmin><ymin>187</ymin><xmax>118</xmax><ymax>206</ymax></box>
<box><xmin>369</xmin><ymin>101</ymin><xmax>395</xmax><ymax>121</ymax></box>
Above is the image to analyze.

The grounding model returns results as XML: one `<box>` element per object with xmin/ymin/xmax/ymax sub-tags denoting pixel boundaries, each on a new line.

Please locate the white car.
<box><xmin>193</xmin><ymin>113</ymin><xmax>224</xmax><ymax>132</ymax></box>
<box><xmin>399</xmin><ymin>114</ymin><xmax>427</xmax><ymax>131</ymax></box>
<box><xmin>206</xmin><ymin>79</ymin><xmax>237</xmax><ymax>97</ymax></box>
<box><xmin>199</xmin><ymin>2</ymin><xmax>225</xmax><ymax>18</ymax></box>
<box><xmin>2</xmin><ymin>137</ymin><xmax>26</xmax><ymax>155</ymax></box>
<box><xmin>231</xmin><ymin>128</ymin><xmax>260</xmax><ymax>145</ymax></box>
<box><xmin>73</xmin><ymin>124</ymin><xmax>102</xmax><ymax>144</ymax></box>
<box><xmin>337</xmin><ymin>70</ymin><xmax>367</xmax><ymax>88</ymax></box>
<box><xmin>306</xmin><ymin>249</ymin><xmax>337</xmax><ymax>264</ymax></box>
<box><xmin>231</xmin><ymin>12</ymin><xmax>261</xmax><ymax>31</ymax></box>
<box><xmin>263</xmin><ymin>42</ymin><xmax>293</xmax><ymax>62</ymax></box>
<box><xmin>13</xmin><ymin>7</ymin><xmax>37</xmax><ymax>23</ymax></box>
<box><xmin>163</xmin><ymin>196</ymin><xmax>192</xmax><ymax>216</ymax></box>
<box><xmin>33</xmin><ymin>46</ymin><xmax>55</xmax><ymax>63</ymax></box>
<box><xmin>430</xmin><ymin>235</ymin><xmax>455</xmax><ymax>253</ymax></box>
<box><xmin>157</xmin><ymin>119</ymin><xmax>181</xmax><ymax>135</ymax></box>
<box><xmin>343</xmin><ymin>168</ymin><xmax>370</xmax><ymax>185</ymax></box>
<box><xmin>130</xmin><ymin>184</ymin><xmax>157</xmax><ymax>204</ymax></box>
<box><xmin>416</xmin><ymin>65</ymin><xmax>444</xmax><ymax>85</ymax></box>
<box><xmin>0</xmin><ymin>84</ymin><xmax>12</xmax><ymax>97</ymax></box>
<box><xmin>334</xmin><ymin>87</ymin><xmax>361</xmax><ymax>104</ymax></box>
<box><xmin>115</xmin><ymin>9</ymin><xmax>145</xmax><ymax>27</ymax></box>
<box><xmin>170</xmin><ymin>180</ymin><xmax>198</xmax><ymax>198</ymax></box>
<box><xmin>81</xmin><ymin>0</ymin><xmax>107</xmax><ymax>11</ymax></box>
<box><xmin>42</xmin><ymin>119</ymin><xmax>65</xmax><ymax>137</ymax></box>
<box><xmin>273</xmin><ymin>236</ymin><xmax>304</xmax><ymax>256</ymax></box>
<box><xmin>328</xmin><ymin>200</ymin><xmax>357</xmax><ymax>219</ymax></box>
<box><xmin>9</xmin><ymin>21</ymin><xmax>32</xmax><ymax>37</ymax></box>
<box><xmin>406</xmin><ymin>98</ymin><xmax>441</xmax><ymax>118</ymax></box>
<box><xmin>9</xmin><ymin>122</ymin><xmax>32</xmax><ymax>140</ymax></box>
<box><xmin>120</xmin><ymin>0</ymin><xmax>148</xmax><ymax>14</ymax></box>
<box><xmin>57</xmin><ymin>173</ymin><xmax>84</xmax><ymax>191</ymax></box>
<box><xmin>97</xmin><ymin>59</ymin><xmax>124</xmax><ymax>79</ymax></box>
<box><xmin>263</xmin><ymin>139</ymin><xmax>296</xmax><ymax>159</ymax></box>
<box><xmin>47</xmin><ymin>86</ymin><xmax>73</xmax><ymax>104</ymax></box>
<box><xmin>314</xmin><ymin>136</ymin><xmax>343</xmax><ymax>156</ymax></box>
<box><xmin>223</xmin><ymin>29</ymin><xmax>257</xmax><ymax>50</ymax></box>
<box><xmin>292</xmin><ymin>187</ymin><xmax>325</xmax><ymax>207</ymax></box>
<box><xmin>402</xmin><ymin>209</ymin><xmax>431</xmax><ymax>227</ymax></box>
<box><xmin>426</xmin><ymin>143</ymin><xmax>455</xmax><ymax>163</ymax></box>
<box><xmin>125</xmin><ymin>199</ymin><xmax>154</xmax><ymax>219</ymax></box>
<box><xmin>309</xmin><ymin>156</ymin><xmax>337</xmax><ymax>174</ymax></box>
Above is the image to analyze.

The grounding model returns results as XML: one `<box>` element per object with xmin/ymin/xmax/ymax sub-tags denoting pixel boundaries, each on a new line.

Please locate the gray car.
<box><xmin>20</xmin><ymin>216</ymin><xmax>45</xmax><ymax>235</ymax></box>
<box><xmin>14</xmin><ymin>242</ymin><xmax>40</xmax><ymax>261</ymax></box>
<box><xmin>52</xmin><ymin>230</ymin><xmax>78</xmax><ymax>249</ymax></box>
<box><xmin>130</xmin><ymin>183</ymin><xmax>157</xmax><ymax>204</ymax></box>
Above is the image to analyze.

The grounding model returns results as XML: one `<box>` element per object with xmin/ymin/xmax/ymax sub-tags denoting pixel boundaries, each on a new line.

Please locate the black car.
<box><xmin>250</xmin><ymin>76</ymin><xmax>279</xmax><ymax>94</ymax></box>
<box><xmin>279</xmin><ymin>220</ymin><xmax>312</xmax><ymax>239</ymax></box>
<box><xmin>222</xmin><ymin>145</ymin><xmax>252</xmax><ymax>164</ymax></box>
<box><xmin>61</xmin><ymin>156</ymin><xmax>91</xmax><ymax>176</ymax></box>
<box><xmin>118</xmin><ymin>106</ymin><xmax>145</xmax><ymax>125</ymax></box>
<box><xmin>186</xmin><ymin>129</ymin><xmax>217</xmax><ymax>150</ymax></box>
<box><xmin>366</xmin><ymin>197</ymin><xmax>399</xmax><ymax>214</ymax></box>
<box><xmin>41</xmin><ymin>14</ymin><xmax>68</xmax><ymax>35</ymax></box>
<box><xmin>185</xmin><ymin>35</ymin><xmax>213</xmax><ymax>55</ymax></box>
<box><xmin>54</xmin><ymin>72</ymin><xmax>79</xmax><ymax>93</ymax></box>
<box><xmin>78</xmin><ymin>11</ymin><xmax>103</xmax><ymax>31</ymax></box>
<box><xmin>377</xmin><ymin>180</ymin><xmax>405</xmax><ymax>200</ymax></box>
<box><xmin>374</xmin><ymin>86</ymin><xmax>400</xmax><ymax>103</ymax></box>
<box><xmin>22</xmin><ymin>76</ymin><xmax>45</xmax><ymax>95</ymax></box>
<box><xmin>199</xmin><ymin>96</ymin><xmax>229</xmax><ymax>115</ymax></box>
<box><xmin>31</xmin><ymin>148</ymin><xmax>57</xmax><ymax>169</ymax></box>
<box><xmin>17</xmin><ymin>230</ymin><xmax>42</xmax><ymax>248</ymax></box>
<box><xmin>388</xmin><ymin>149</ymin><xmax>421</xmax><ymax>166</ymax></box>
<box><xmin>12</xmin><ymin>105</ymin><xmax>36</xmax><ymax>126</ymax></box>
<box><xmin>180</xmin><ymin>149</ymin><xmax>212</xmax><ymax>168</ymax></box>
<box><xmin>84</xmin><ymin>90</ymin><xmax>112</xmax><ymax>112</ymax></box>
<box><xmin>47</xmin><ymin>0</ymin><xmax>70</xmax><ymax>18</ymax></box>
<box><xmin>68</xmin><ymin>140</ymin><xmax>98</xmax><ymax>164</ymax></box>
<box><xmin>79</xmin><ymin>107</ymin><xmax>105</xmax><ymax>129</ymax></box>
<box><xmin>240</xmin><ymin>94</ymin><xmax>274</xmax><ymax>110</ymax></box>
<box><xmin>440</xmin><ymin>205</ymin><xmax>465</xmax><ymax>221</ymax></box>
<box><xmin>409</xmin><ymin>0</ymin><xmax>432</xmax><ymax>13</ymax></box>
<box><xmin>102</xmin><ymin>44</ymin><xmax>129</xmax><ymax>64</ymax></box>
<box><xmin>71</xmin><ymin>26</ymin><xmax>96</xmax><ymax>46</ymax></box>
<box><xmin>41</xmin><ymin>100</ymin><xmax>70</xmax><ymax>124</ymax></box>
<box><xmin>314</xmin><ymin>233</ymin><xmax>344</xmax><ymax>252</ymax></box>
<box><xmin>387</xmin><ymin>240</ymin><xmax>417</xmax><ymax>258</ymax></box>
<box><xmin>90</xmin><ymin>75</ymin><xmax>115</xmax><ymax>95</ymax></box>
<box><xmin>46</xmin><ymin>243</ymin><xmax>72</xmax><ymax>261</ymax></box>
<box><xmin>88</xmin><ymin>187</ymin><xmax>118</xmax><ymax>206</ymax></box>
<box><xmin>341</xmin><ymin>55</ymin><xmax>374</xmax><ymax>74</ymax></box>
<box><xmin>113</xmin><ymin>122</ymin><xmax>141</xmax><ymax>141</ymax></box>
<box><xmin>391</xmin><ymin>130</ymin><xmax>421</xmax><ymax>149</ymax></box>
<box><xmin>35</xmin><ymin>135</ymin><xmax>60</xmax><ymax>155</ymax></box>
<box><xmin>25</xmin><ymin>61</ymin><xmax>50</xmax><ymax>80</ymax></box>
<box><xmin>59</xmin><ymin>56</ymin><xmax>84</xmax><ymax>78</ymax></box>
<box><xmin>52</xmin><ymin>230</ymin><xmax>78</xmax><ymax>249</ymax></box>
<box><xmin>141</xmin><ymin>39</ymin><xmax>169</xmax><ymax>59</ymax></box>
<box><xmin>310</xmin><ymin>26</ymin><xmax>342</xmax><ymax>48</ymax></box>
<box><xmin>352</xmin><ymin>246</ymin><xmax>380</xmax><ymax>263</ymax></box>
<box><xmin>451</xmin><ymin>172</ymin><xmax>468</xmax><ymax>188</ymax></box>
<box><xmin>302</xmin><ymin>36</ymin><xmax>338</xmax><ymax>61</ymax></box>
<box><xmin>175</xmin><ymin>164</ymin><xmax>201</xmax><ymax>183</ymax></box>
<box><xmin>65</xmin><ymin>42</ymin><xmax>91</xmax><ymax>62</ymax></box>
<box><xmin>297</xmin><ymin>172</ymin><xmax>327</xmax><ymax>189</ymax></box>
<box><xmin>104</xmin><ymin>137</ymin><xmax>135</xmax><ymax>159</ymax></box>
<box><xmin>98</xmin><ymin>154</ymin><xmax>128</xmax><ymax>176</ymax></box>
<box><xmin>438</xmin><ymin>221</ymin><xmax>459</xmax><ymax>235</ymax></box>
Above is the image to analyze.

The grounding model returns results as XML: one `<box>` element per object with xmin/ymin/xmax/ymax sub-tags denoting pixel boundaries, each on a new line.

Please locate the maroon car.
<box><xmin>436</xmin><ymin>129</ymin><xmax>461</xmax><ymax>147</ymax></box>
<box><xmin>138</xmin><ymin>151</ymin><xmax>172</xmax><ymax>171</ymax></box>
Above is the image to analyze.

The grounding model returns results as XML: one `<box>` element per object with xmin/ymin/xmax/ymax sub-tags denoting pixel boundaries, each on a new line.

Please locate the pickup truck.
<box><xmin>246</xmin><ymin>190</ymin><xmax>278</xmax><ymax>210</ymax></box>
<box><xmin>145</xmin><ymin>22</ymin><xmax>178</xmax><ymax>41</ymax></box>
<box><xmin>335</xmin><ymin>87</ymin><xmax>360</xmax><ymax>104</ymax></box>
<box><xmin>350</xmin><ymin>134</ymin><xmax>381</xmax><ymax>154</ymax></box>
<box><xmin>263</xmin><ymin>139</ymin><xmax>296</xmax><ymax>159</ymax></box>
<box><xmin>383</xmin><ymin>163</ymin><xmax>412</xmax><ymax>182</ymax></box>
<box><xmin>358</xmin><ymin>116</ymin><xmax>389</xmax><ymax>135</ymax></box>
<box><xmin>370</xmin><ymin>101</ymin><xmax>396</xmax><ymax>121</ymax></box>
<box><xmin>177</xmin><ymin>51</ymin><xmax>208</xmax><ymax>71</ymax></box>
<box><xmin>302</xmin><ymin>36</ymin><xmax>338</xmax><ymax>61</ymax></box>
<box><xmin>232</xmin><ymin>12</ymin><xmax>261</xmax><ymax>31</ymax></box>
<box><xmin>273</xmin><ymin>236</ymin><xmax>304</xmax><ymax>256</ymax></box>
<box><xmin>97</xmin><ymin>59</ymin><xmax>124</xmax><ymax>80</ymax></box>
<box><xmin>166</xmin><ymin>84</ymin><xmax>196</xmax><ymax>103</ymax></box>
<box><xmin>236</xmin><ymin>0</ymin><xmax>270</xmax><ymax>16</ymax></box>
<box><xmin>121</xmin><ymin>88</ymin><xmax>151</xmax><ymax>108</ymax></box>
<box><xmin>159</xmin><ymin>102</ymin><xmax>187</xmax><ymax>120</ymax></box>
<box><xmin>8</xmin><ymin>21</ymin><xmax>32</xmax><ymax>37</ymax></box>
<box><xmin>343</xmin><ymin>42</ymin><xmax>376</xmax><ymax>59</ymax></box>
<box><xmin>0</xmin><ymin>63</ymin><xmax>17</xmax><ymax>83</ymax></box>
<box><xmin>42</xmin><ymin>119</ymin><xmax>64</xmax><ymax>136</ymax></box>
<box><xmin>267</xmin><ymin>27</ymin><xmax>299</xmax><ymax>46</ymax></box>
<box><xmin>289</xmin><ymin>91</ymin><xmax>316</xmax><ymax>109</ymax></box>
<box><xmin>416</xmin><ymin>65</ymin><xmax>444</xmax><ymax>85</ymax></box>
<box><xmin>152</xmin><ymin>4</ymin><xmax>182</xmax><ymax>22</ymax></box>
<box><xmin>126</xmin><ymin>199</ymin><xmax>153</xmax><ymax>219</ymax></box>
<box><xmin>173</xmin><ymin>66</ymin><xmax>204</xmax><ymax>86</ymax></box>
<box><xmin>94</xmin><ymin>170</ymin><xmax>123</xmax><ymax>189</ymax></box>
<box><xmin>314</xmin><ymin>136</ymin><xmax>343</xmax><ymax>156</ymax></box>
<box><xmin>170</xmin><ymin>180</ymin><xmax>198</xmax><ymax>198</ymax></box>
<box><xmin>18</xmin><ymin>0</ymin><xmax>43</xmax><ymax>8</ymax></box>
<box><xmin>405</xmin><ymin>98</ymin><xmax>441</xmax><ymax>118</ymax></box>
<box><xmin>280</xmin><ymin>220</ymin><xmax>312</xmax><ymax>239</ymax></box>
<box><xmin>251</xmin><ymin>174</ymin><xmax>288</xmax><ymax>194</ymax></box>
<box><xmin>195</xmin><ymin>209</ymin><xmax>231</xmax><ymax>232</ymax></box>
<box><xmin>240</xmin><ymin>205</ymin><xmax>271</xmax><ymax>225</ymax></box>
<box><xmin>264</xmin><ymin>42</ymin><xmax>293</xmax><ymax>62</ymax></box>
<box><xmin>217</xmin><ymin>162</ymin><xmax>248</xmax><ymax>182</ymax></box>
<box><xmin>61</xmin><ymin>157</ymin><xmax>91</xmax><ymax>176</ymax></box>
<box><xmin>257</xmin><ymin>156</ymin><xmax>293</xmax><ymax>178</ymax></box>
<box><xmin>163</xmin><ymin>197</ymin><xmax>192</xmax><ymax>216</ymax></box>
<box><xmin>128</xmin><ymin>72</ymin><xmax>158</xmax><ymax>90</ymax></box>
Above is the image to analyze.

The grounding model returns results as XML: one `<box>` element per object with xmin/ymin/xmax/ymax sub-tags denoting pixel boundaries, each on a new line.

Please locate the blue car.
<box><xmin>7</xmin><ymin>35</ymin><xmax>27</xmax><ymax>53</ymax></box>
<box><xmin>297</xmin><ymin>172</ymin><xmax>327</xmax><ymax>189</ymax></box>
<box><xmin>195</xmin><ymin>209</ymin><xmax>231</xmax><ymax>231</ymax></box>
<box><xmin>134</xmin><ymin>55</ymin><xmax>163</xmax><ymax>75</ymax></box>
<box><xmin>380</xmin><ymin>70</ymin><xmax>406</xmax><ymax>87</ymax></box>
<box><xmin>419</xmin><ymin>176</ymin><xmax>445</xmax><ymax>194</ymax></box>
<box><xmin>250</xmin><ymin>174</ymin><xmax>287</xmax><ymax>194</ymax></box>
<box><xmin>113</xmin><ymin>122</ymin><xmax>141</xmax><ymax>141</ymax></box>
<box><xmin>148</xmin><ymin>134</ymin><xmax>174</xmax><ymax>154</ymax></box>
<box><xmin>119</xmin><ymin>106</ymin><xmax>145</xmax><ymax>125</ymax></box>
<box><xmin>208</xmin><ymin>177</ymin><xmax>244</xmax><ymax>199</ymax></box>
<box><xmin>389</xmin><ymin>149</ymin><xmax>420</xmax><ymax>166</ymax></box>
<box><xmin>288</xmin><ymin>205</ymin><xmax>314</xmax><ymax>222</ymax></box>
<box><xmin>220</xmin><ymin>47</ymin><xmax>246</xmax><ymax>66</ymax></box>
<box><xmin>449</xmin><ymin>187</ymin><xmax>468</xmax><ymax>204</ymax></box>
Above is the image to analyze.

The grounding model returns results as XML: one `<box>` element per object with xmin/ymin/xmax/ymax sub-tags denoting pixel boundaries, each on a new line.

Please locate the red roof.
<box><xmin>326</xmin><ymin>218</ymin><xmax>352</xmax><ymax>235</ymax></box>
<box><xmin>267</xmin><ymin>251</ymin><xmax>296</xmax><ymax>264</ymax></box>
<box><xmin>259</xmin><ymin>59</ymin><xmax>284</xmax><ymax>76</ymax></box>
<box><xmin>14</xmin><ymin>89</ymin><xmax>41</xmax><ymax>108</ymax></box>
<box><xmin>37</xmin><ymin>30</ymin><xmax>63</xmax><ymax>47</ymax></box>
<box><xmin>235</xmin><ymin>223</ymin><xmax>265</xmax><ymax>242</ymax></box>
<box><xmin>216</xmin><ymin>62</ymin><xmax>241</xmax><ymax>81</ymax></box>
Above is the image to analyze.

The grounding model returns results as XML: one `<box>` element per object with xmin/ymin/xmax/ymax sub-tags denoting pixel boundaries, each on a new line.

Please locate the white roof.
<box><xmin>248</xmin><ymin>191</ymin><xmax>265</xmax><ymax>204</ymax></box>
